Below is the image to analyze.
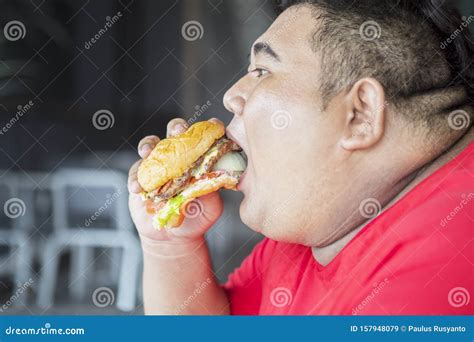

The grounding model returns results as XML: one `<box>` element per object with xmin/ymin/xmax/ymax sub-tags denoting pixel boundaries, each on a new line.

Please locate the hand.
<box><xmin>128</xmin><ymin>118</ymin><xmax>224</xmax><ymax>243</ymax></box>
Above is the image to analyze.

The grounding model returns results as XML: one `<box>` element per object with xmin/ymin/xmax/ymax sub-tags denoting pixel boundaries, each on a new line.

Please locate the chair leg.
<box><xmin>13</xmin><ymin>238</ymin><xmax>34</xmax><ymax>306</ymax></box>
<box><xmin>116</xmin><ymin>241</ymin><xmax>140</xmax><ymax>312</ymax></box>
<box><xmin>37</xmin><ymin>238</ymin><xmax>61</xmax><ymax>308</ymax></box>
<box><xmin>108</xmin><ymin>248</ymin><xmax>122</xmax><ymax>283</ymax></box>
<box><xmin>69</xmin><ymin>246</ymin><xmax>93</xmax><ymax>302</ymax></box>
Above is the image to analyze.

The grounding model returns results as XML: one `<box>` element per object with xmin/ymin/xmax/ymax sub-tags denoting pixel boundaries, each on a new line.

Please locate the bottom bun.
<box><xmin>152</xmin><ymin>172</ymin><xmax>240</xmax><ymax>229</ymax></box>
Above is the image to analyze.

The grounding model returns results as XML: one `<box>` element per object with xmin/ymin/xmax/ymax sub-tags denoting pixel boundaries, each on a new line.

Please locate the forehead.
<box><xmin>255</xmin><ymin>5</ymin><xmax>317</xmax><ymax>63</ymax></box>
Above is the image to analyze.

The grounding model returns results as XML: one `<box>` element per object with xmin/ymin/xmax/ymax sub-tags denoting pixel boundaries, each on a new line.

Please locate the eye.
<box><xmin>250</xmin><ymin>68</ymin><xmax>269</xmax><ymax>78</ymax></box>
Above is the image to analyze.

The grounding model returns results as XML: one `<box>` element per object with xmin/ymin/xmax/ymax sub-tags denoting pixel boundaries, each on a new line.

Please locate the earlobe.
<box><xmin>340</xmin><ymin>78</ymin><xmax>386</xmax><ymax>151</ymax></box>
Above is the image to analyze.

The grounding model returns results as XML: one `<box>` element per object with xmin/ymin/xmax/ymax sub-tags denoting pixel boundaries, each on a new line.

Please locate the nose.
<box><xmin>223</xmin><ymin>78</ymin><xmax>247</xmax><ymax>117</ymax></box>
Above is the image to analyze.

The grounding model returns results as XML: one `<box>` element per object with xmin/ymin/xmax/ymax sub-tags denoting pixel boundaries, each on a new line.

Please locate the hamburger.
<box><xmin>137</xmin><ymin>120</ymin><xmax>247</xmax><ymax>229</ymax></box>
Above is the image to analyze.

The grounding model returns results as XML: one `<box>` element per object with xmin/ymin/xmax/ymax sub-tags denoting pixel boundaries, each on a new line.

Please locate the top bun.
<box><xmin>137</xmin><ymin>121</ymin><xmax>225</xmax><ymax>192</ymax></box>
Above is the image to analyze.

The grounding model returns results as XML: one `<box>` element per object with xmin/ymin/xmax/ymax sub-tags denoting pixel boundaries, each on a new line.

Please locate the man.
<box><xmin>128</xmin><ymin>0</ymin><xmax>473</xmax><ymax>314</ymax></box>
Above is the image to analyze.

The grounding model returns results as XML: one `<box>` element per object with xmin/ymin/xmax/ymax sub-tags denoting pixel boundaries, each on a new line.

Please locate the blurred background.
<box><xmin>0</xmin><ymin>0</ymin><xmax>472</xmax><ymax>315</ymax></box>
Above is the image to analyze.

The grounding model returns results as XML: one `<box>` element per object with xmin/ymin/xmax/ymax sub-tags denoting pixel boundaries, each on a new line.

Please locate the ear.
<box><xmin>340</xmin><ymin>78</ymin><xmax>386</xmax><ymax>151</ymax></box>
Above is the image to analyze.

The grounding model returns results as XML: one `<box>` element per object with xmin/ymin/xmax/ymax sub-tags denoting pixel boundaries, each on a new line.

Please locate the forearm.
<box><xmin>140</xmin><ymin>236</ymin><xmax>230</xmax><ymax>315</ymax></box>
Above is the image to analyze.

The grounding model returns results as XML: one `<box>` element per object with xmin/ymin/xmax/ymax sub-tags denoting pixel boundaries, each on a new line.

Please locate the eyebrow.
<box><xmin>252</xmin><ymin>42</ymin><xmax>281</xmax><ymax>62</ymax></box>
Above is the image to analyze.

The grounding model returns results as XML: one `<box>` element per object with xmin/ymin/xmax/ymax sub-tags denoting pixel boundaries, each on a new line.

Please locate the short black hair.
<box><xmin>275</xmin><ymin>0</ymin><xmax>473</xmax><ymax>133</ymax></box>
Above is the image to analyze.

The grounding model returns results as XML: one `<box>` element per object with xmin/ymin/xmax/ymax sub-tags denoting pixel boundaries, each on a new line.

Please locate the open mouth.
<box><xmin>240</xmin><ymin>150</ymin><xmax>248</xmax><ymax>164</ymax></box>
<box><xmin>225</xmin><ymin>129</ymin><xmax>248</xmax><ymax>171</ymax></box>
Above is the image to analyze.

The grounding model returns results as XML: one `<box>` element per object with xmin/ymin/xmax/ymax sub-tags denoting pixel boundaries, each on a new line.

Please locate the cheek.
<box><xmin>241</xmin><ymin>116</ymin><xmax>318</xmax><ymax>236</ymax></box>
<box><xmin>246</xmin><ymin>99</ymin><xmax>320</xmax><ymax>189</ymax></box>
<box><xmin>239</xmin><ymin>80</ymin><xmax>336</xmax><ymax>241</ymax></box>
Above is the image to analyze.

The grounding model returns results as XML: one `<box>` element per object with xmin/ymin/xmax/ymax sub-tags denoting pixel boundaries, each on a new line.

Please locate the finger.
<box><xmin>128</xmin><ymin>160</ymin><xmax>143</xmax><ymax>193</ymax></box>
<box><xmin>138</xmin><ymin>135</ymin><xmax>160</xmax><ymax>159</ymax></box>
<box><xmin>166</xmin><ymin>118</ymin><xmax>189</xmax><ymax>138</ymax></box>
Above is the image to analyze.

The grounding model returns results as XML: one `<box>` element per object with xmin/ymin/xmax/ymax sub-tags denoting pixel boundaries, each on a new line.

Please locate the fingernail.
<box><xmin>174</xmin><ymin>123</ymin><xmax>187</xmax><ymax>133</ymax></box>
<box><xmin>140</xmin><ymin>144</ymin><xmax>152</xmax><ymax>154</ymax></box>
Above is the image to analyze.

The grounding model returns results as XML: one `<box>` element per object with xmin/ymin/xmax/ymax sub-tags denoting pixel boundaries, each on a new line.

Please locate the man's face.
<box><xmin>224</xmin><ymin>5</ymin><xmax>349</xmax><ymax>245</ymax></box>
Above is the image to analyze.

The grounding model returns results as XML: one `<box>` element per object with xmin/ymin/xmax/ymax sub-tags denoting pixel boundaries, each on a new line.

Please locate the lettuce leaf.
<box><xmin>154</xmin><ymin>194</ymin><xmax>186</xmax><ymax>229</ymax></box>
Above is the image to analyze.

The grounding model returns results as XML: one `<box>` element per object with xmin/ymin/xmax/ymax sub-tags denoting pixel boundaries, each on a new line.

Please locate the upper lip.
<box><xmin>226</xmin><ymin>128</ymin><xmax>248</xmax><ymax>162</ymax></box>
<box><xmin>225</xmin><ymin>128</ymin><xmax>241</xmax><ymax>149</ymax></box>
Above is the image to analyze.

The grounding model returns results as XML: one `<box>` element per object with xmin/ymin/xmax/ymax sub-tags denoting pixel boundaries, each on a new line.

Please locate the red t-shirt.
<box><xmin>224</xmin><ymin>141</ymin><xmax>474</xmax><ymax>315</ymax></box>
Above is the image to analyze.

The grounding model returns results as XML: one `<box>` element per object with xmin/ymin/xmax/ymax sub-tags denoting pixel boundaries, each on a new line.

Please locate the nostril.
<box><xmin>223</xmin><ymin>92</ymin><xmax>235</xmax><ymax>113</ymax></box>
<box><xmin>227</xmin><ymin>96</ymin><xmax>245</xmax><ymax>116</ymax></box>
<box><xmin>223</xmin><ymin>82</ymin><xmax>246</xmax><ymax>116</ymax></box>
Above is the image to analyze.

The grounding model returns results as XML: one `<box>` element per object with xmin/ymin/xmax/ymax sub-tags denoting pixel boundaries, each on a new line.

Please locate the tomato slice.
<box><xmin>198</xmin><ymin>171</ymin><xmax>225</xmax><ymax>180</ymax></box>
<box><xmin>145</xmin><ymin>199</ymin><xmax>165</xmax><ymax>214</ymax></box>
<box><xmin>144</xmin><ymin>171</ymin><xmax>228</xmax><ymax>215</ymax></box>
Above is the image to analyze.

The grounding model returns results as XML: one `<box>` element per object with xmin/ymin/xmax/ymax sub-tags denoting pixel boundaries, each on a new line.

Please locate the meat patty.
<box><xmin>193</xmin><ymin>138</ymin><xmax>241</xmax><ymax>178</ymax></box>
<box><xmin>152</xmin><ymin>138</ymin><xmax>240</xmax><ymax>201</ymax></box>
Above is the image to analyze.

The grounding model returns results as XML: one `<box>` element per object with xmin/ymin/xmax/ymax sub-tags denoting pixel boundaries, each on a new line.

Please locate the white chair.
<box><xmin>0</xmin><ymin>170</ymin><xmax>35</xmax><ymax>306</ymax></box>
<box><xmin>78</xmin><ymin>151</ymin><xmax>137</xmax><ymax>285</ymax></box>
<box><xmin>36</xmin><ymin>168</ymin><xmax>141</xmax><ymax>311</ymax></box>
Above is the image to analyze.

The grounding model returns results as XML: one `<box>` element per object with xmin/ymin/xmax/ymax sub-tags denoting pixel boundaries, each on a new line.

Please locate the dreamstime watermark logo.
<box><xmin>4</xmin><ymin>198</ymin><xmax>26</xmax><ymax>219</ymax></box>
<box><xmin>448</xmin><ymin>287</ymin><xmax>470</xmax><ymax>308</ymax></box>
<box><xmin>187</xmin><ymin>100</ymin><xmax>212</xmax><ymax>125</ymax></box>
<box><xmin>270</xmin><ymin>110</ymin><xmax>292</xmax><ymax>130</ymax></box>
<box><xmin>181</xmin><ymin>20</ymin><xmax>204</xmax><ymax>41</ymax></box>
<box><xmin>84</xmin><ymin>190</ymin><xmax>121</xmax><ymax>227</ymax></box>
<box><xmin>181</xmin><ymin>199</ymin><xmax>204</xmax><ymax>219</ymax></box>
<box><xmin>351</xmin><ymin>101</ymin><xmax>389</xmax><ymax>138</ymax></box>
<box><xmin>359</xmin><ymin>198</ymin><xmax>381</xmax><ymax>219</ymax></box>
<box><xmin>352</xmin><ymin>278</ymin><xmax>390</xmax><ymax>315</ymax></box>
<box><xmin>262</xmin><ymin>11</ymin><xmax>298</xmax><ymax>49</ymax></box>
<box><xmin>351</xmin><ymin>119</ymin><xmax>373</xmax><ymax>138</ymax></box>
<box><xmin>92</xmin><ymin>109</ymin><xmax>115</xmax><ymax>130</ymax></box>
<box><xmin>3</xmin><ymin>20</ymin><xmax>26</xmax><ymax>41</ymax></box>
<box><xmin>0</xmin><ymin>100</ymin><xmax>34</xmax><ymax>136</ymax></box>
<box><xmin>0</xmin><ymin>278</ymin><xmax>34</xmax><ymax>312</ymax></box>
<box><xmin>359</xmin><ymin>20</ymin><xmax>381</xmax><ymax>41</ymax></box>
<box><xmin>270</xmin><ymin>287</ymin><xmax>293</xmax><ymax>307</ymax></box>
<box><xmin>356</xmin><ymin>22</ymin><xmax>403</xmax><ymax>62</ymax></box>
<box><xmin>92</xmin><ymin>287</ymin><xmax>115</xmax><ymax>307</ymax></box>
<box><xmin>84</xmin><ymin>11</ymin><xmax>123</xmax><ymax>49</ymax></box>
<box><xmin>174</xmin><ymin>278</ymin><xmax>212</xmax><ymax>314</ymax></box>
<box><xmin>440</xmin><ymin>193</ymin><xmax>473</xmax><ymax>227</ymax></box>
<box><xmin>4</xmin><ymin>322</ymin><xmax>85</xmax><ymax>336</ymax></box>
<box><xmin>447</xmin><ymin>109</ymin><xmax>470</xmax><ymax>130</ymax></box>
<box><xmin>440</xmin><ymin>16</ymin><xmax>474</xmax><ymax>50</ymax></box>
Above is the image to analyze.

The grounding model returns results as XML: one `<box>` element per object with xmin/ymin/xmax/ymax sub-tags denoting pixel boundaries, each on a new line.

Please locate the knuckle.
<box><xmin>128</xmin><ymin>160</ymin><xmax>141</xmax><ymax>177</ymax></box>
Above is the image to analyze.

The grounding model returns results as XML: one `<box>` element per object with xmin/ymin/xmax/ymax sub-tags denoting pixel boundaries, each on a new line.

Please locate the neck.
<box><xmin>311</xmin><ymin>224</ymin><xmax>364</xmax><ymax>266</ymax></box>
<box><xmin>312</xmin><ymin>128</ymin><xmax>473</xmax><ymax>266</ymax></box>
